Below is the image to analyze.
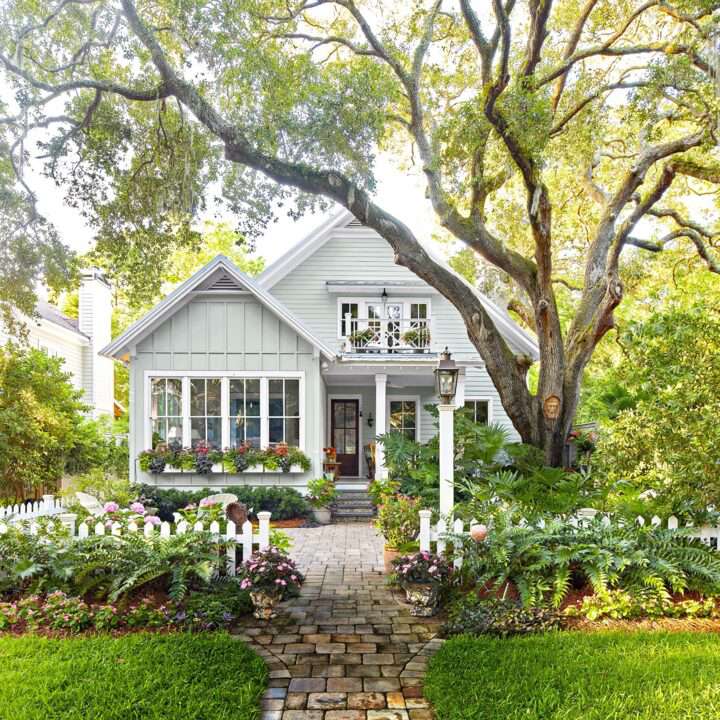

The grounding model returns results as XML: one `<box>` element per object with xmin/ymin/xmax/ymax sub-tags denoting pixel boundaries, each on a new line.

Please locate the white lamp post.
<box><xmin>434</xmin><ymin>347</ymin><xmax>459</xmax><ymax>520</ymax></box>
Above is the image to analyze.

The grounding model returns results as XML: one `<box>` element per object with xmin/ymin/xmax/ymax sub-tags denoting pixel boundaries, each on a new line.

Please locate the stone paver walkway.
<box><xmin>233</xmin><ymin>523</ymin><xmax>444</xmax><ymax>720</ymax></box>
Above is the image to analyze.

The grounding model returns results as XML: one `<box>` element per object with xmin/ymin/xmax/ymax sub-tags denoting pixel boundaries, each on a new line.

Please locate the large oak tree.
<box><xmin>1</xmin><ymin>0</ymin><xmax>719</xmax><ymax>463</ymax></box>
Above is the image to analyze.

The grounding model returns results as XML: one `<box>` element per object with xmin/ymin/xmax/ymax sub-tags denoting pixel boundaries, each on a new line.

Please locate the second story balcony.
<box><xmin>342</xmin><ymin>315</ymin><xmax>432</xmax><ymax>354</ymax></box>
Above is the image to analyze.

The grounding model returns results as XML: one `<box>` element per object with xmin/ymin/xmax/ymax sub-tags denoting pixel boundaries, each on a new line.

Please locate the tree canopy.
<box><xmin>1</xmin><ymin>0</ymin><xmax>719</xmax><ymax>462</ymax></box>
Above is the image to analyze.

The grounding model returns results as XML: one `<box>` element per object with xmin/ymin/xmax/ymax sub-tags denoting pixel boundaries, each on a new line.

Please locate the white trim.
<box><xmin>142</xmin><ymin>371</ymin><xmax>306</xmax><ymax>453</ymax></box>
<box><xmin>463</xmin><ymin>395</ymin><xmax>493</xmax><ymax>425</ymax></box>
<box><xmin>387</xmin><ymin>394</ymin><xmax>421</xmax><ymax>442</ymax></box>
<box><xmin>101</xmin><ymin>255</ymin><xmax>336</xmax><ymax>361</ymax></box>
<box><xmin>327</xmin><ymin>394</ymin><xmax>364</xmax><ymax>477</ymax></box>
<box><xmin>327</xmin><ymin>283</ymin><xmax>440</xmax><ymax>295</ymax></box>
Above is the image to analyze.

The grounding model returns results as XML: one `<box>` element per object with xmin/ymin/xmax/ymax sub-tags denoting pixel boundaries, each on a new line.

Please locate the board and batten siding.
<box><xmin>269</xmin><ymin>227</ymin><xmax>520</xmax><ymax>440</ymax></box>
<box><xmin>130</xmin><ymin>295</ymin><xmax>322</xmax><ymax>489</ymax></box>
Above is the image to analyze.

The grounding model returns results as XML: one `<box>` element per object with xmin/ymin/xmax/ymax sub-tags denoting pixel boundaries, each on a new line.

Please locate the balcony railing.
<box><xmin>343</xmin><ymin>315</ymin><xmax>431</xmax><ymax>354</ymax></box>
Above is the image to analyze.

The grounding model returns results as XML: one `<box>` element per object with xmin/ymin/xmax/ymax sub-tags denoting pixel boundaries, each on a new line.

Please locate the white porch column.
<box><xmin>374</xmin><ymin>373</ymin><xmax>387</xmax><ymax>480</ymax></box>
<box><xmin>438</xmin><ymin>403</ymin><xmax>455</xmax><ymax>519</ymax></box>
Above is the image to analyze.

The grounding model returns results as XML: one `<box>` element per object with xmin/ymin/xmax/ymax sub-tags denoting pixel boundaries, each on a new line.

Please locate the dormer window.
<box><xmin>338</xmin><ymin>297</ymin><xmax>431</xmax><ymax>353</ymax></box>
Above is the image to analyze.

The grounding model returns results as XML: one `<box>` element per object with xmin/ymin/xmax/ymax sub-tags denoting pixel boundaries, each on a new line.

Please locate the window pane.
<box><xmin>246</xmin><ymin>418</ymin><xmax>261</xmax><ymax>447</ymax></box>
<box><xmin>476</xmin><ymin>401</ymin><xmax>489</xmax><ymax>424</ymax></box>
<box><xmin>341</xmin><ymin>303</ymin><xmax>359</xmax><ymax>336</ymax></box>
<box><xmin>151</xmin><ymin>379</ymin><xmax>165</xmax><ymax>417</ymax></box>
<box><xmin>167</xmin><ymin>379</ymin><xmax>182</xmax><ymax>416</ymax></box>
<box><xmin>167</xmin><ymin>418</ymin><xmax>183</xmax><ymax>448</ymax></box>
<box><xmin>269</xmin><ymin>379</ymin><xmax>284</xmax><ymax>416</ymax></box>
<box><xmin>345</xmin><ymin>404</ymin><xmax>357</xmax><ymax>428</ymax></box>
<box><xmin>246</xmin><ymin>379</ymin><xmax>261</xmax><ymax>416</ymax></box>
<box><xmin>230</xmin><ymin>418</ymin><xmax>244</xmax><ymax>447</ymax></box>
<box><xmin>152</xmin><ymin>418</ymin><xmax>165</xmax><ymax>448</ymax></box>
<box><xmin>403</xmin><ymin>428</ymin><xmax>415</xmax><ymax>440</ymax></box>
<box><xmin>334</xmin><ymin>402</ymin><xmax>345</xmax><ymax>427</ymax></box>
<box><xmin>333</xmin><ymin>428</ymin><xmax>346</xmax><ymax>452</ymax></box>
<box><xmin>229</xmin><ymin>379</ymin><xmax>244</xmax><ymax>417</ymax></box>
<box><xmin>269</xmin><ymin>417</ymin><xmax>284</xmax><ymax>443</ymax></box>
<box><xmin>285</xmin><ymin>379</ymin><xmax>299</xmax><ymax>416</ymax></box>
<box><xmin>286</xmin><ymin>418</ymin><xmax>300</xmax><ymax>447</ymax></box>
<box><xmin>206</xmin><ymin>417</ymin><xmax>221</xmax><ymax>448</ymax></box>
<box><xmin>206</xmin><ymin>378</ymin><xmax>221</xmax><ymax>416</ymax></box>
<box><xmin>411</xmin><ymin>303</ymin><xmax>428</xmax><ymax>320</ymax></box>
<box><xmin>190</xmin><ymin>418</ymin><xmax>205</xmax><ymax>447</ymax></box>
<box><xmin>344</xmin><ymin>429</ymin><xmax>356</xmax><ymax>454</ymax></box>
<box><xmin>190</xmin><ymin>379</ymin><xmax>205</xmax><ymax>416</ymax></box>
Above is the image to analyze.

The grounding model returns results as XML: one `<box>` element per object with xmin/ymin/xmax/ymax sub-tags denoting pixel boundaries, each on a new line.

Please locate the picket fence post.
<box><xmin>419</xmin><ymin>510</ymin><xmax>432</xmax><ymax>553</ymax></box>
<box><xmin>225</xmin><ymin>520</ymin><xmax>237</xmax><ymax>576</ymax></box>
<box><xmin>257</xmin><ymin>511</ymin><xmax>271</xmax><ymax>550</ymax></box>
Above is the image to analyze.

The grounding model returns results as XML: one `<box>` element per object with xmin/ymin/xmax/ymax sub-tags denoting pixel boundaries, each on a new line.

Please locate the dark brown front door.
<box><xmin>331</xmin><ymin>399</ymin><xmax>359</xmax><ymax>476</ymax></box>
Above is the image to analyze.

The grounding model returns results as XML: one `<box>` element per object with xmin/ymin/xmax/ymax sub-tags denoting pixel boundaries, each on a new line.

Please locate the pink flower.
<box><xmin>103</xmin><ymin>502</ymin><xmax>119</xmax><ymax>513</ymax></box>
<box><xmin>199</xmin><ymin>497</ymin><xmax>217</xmax><ymax>507</ymax></box>
<box><xmin>240</xmin><ymin>579</ymin><xmax>252</xmax><ymax>589</ymax></box>
<box><xmin>130</xmin><ymin>502</ymin><xmax>146</xmax><ymax>515</ymax></box>
<box><xmin>145</xmin><ymin>515</ymin><xmax>161</xmax><ymax>526</ymax></box>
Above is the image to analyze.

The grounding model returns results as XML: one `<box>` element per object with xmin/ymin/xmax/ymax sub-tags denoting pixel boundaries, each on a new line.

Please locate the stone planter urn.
<box><xmin>249</xmin><ymin>590</ymin><xmax>281</xmax><ymax>620</ymax></box>
<box><xmin>403</xmin><ymin>582</ymin><xmax>440</xmax><ymax>617</ymax></box>
<box><xmin>312</xmin><ymin>506</ymin><xmax>332</xmax><ymax>524</ymax></box>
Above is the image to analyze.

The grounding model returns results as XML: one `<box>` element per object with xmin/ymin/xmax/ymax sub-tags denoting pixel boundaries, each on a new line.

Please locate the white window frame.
<box><xmin>337</xmin><ymin>297</ymin><xmax>432</xmax><ymax>339</ymax></box>
<box><xmin>188</xmin><ymin>377</ymin><xmax>223</xmax><ymax>449</ymax></box>
<box><xmin>462</xmin><ymin>396</ymin><xmax>493</xmax><ymax>425</ymax></box>
<box><xmin>144</xmin><ymin>370</ymin><xmax>305</xmax><ymax>451</ymax></box>
<box><xmin>386</xmin><ymin>395</ymin><xmax>421</xmax><ymax>442</ymax></box>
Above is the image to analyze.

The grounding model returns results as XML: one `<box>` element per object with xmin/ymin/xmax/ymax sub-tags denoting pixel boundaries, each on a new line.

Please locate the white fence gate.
<box><xmin>0</xmin><ymin>509</ymin><xmax>272</xmax><ymax>576</ymax></box>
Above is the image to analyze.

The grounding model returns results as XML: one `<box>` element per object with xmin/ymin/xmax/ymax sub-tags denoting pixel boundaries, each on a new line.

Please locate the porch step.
<box><xmin>333</xmin><ymin>487</ymin><xmax>376</xmax><ymax>521</ymax></box>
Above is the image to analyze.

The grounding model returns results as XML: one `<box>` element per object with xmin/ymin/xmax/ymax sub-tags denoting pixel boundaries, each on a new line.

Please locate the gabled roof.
<box><xmin>100</xmin><ymin>256</ymin><xmax>337</xmax><ymax>361</ymax></box>
<box><xmin>258</xmin><ymin>209</ymin><xmax>539</xmax><ymax>359</ymax></box>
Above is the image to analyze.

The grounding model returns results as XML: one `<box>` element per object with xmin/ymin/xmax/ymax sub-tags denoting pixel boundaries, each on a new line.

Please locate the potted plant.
<box><xmin>306</xmin><ymin>476</ymin><xmax>338</xmax><ymax>524</ymax></box>
<box><xmin>138</xmin><ymin>448</ymin><xmax>168</xmax><ymax>474</ymax></box>
<box><xmin>393</xmin><ymin>550</ymin><xmax>451</xmax><ymax>616</ymax></box>
<box><xmin>375</xmin><ymin>494</ymin><xmax>421</xmax><ymax>573</ymax></box>
<box><xmin>239</xmin><ymin>547</ymin><xmax>304</xmax><ymax>620</ymax></box>
<box><xmin>347</xmin><ymin>327</ymin><xmax>374</xmax><ymax>350</ymax></box>
<box><xmin>401</xmin><ymin>326</ymin><xmax>431</xmax><ymax>349</ymax></box>
<box><xmin>324</xmin><ymin>446</ymin><xmax>337</xmax><ymax>463</ymax></box>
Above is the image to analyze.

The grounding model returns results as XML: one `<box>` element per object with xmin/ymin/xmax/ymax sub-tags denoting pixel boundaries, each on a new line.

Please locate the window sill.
<box><xmin>154</xmin><ymin>464</ymin><xmax>307</xmax><ymax>475</ymax></box>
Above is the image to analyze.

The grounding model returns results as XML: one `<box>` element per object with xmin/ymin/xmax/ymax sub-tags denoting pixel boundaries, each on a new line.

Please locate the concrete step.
<box><xmin>333</xmin><ymin>507</ymin><xmax>376</xmax><ymax>519</ymax></box>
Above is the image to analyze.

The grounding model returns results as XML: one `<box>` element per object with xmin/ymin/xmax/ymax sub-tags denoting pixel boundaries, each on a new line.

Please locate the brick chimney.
<box><xmin>78</xmin><ymin>268</ymin><xmax>114</xmax><ymax>417</ymax></box>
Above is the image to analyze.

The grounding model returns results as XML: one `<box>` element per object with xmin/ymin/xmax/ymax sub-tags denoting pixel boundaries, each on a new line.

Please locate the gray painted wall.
<box><xmin>268</xmin><ymin>227</ymin><xmax>520</xmax><ymax>440</ymax></box>
<box><xmin>131</xmin><ymin>295</ymin><xmax>322</xmax><ymax>489</ymax></box>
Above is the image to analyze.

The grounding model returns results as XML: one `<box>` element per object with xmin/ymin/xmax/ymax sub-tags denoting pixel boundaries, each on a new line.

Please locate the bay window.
<box><xmin>146</xmin><ymin>373</ymin><xmax>304</xmax><ymax>451</ymax></box>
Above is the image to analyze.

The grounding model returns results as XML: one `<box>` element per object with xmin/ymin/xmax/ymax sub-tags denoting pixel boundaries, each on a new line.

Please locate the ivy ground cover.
<box><xmin>425</xmin><ymin>631</ymin><xmax>720</xmax><ymax>720</ymax></box>
<box><xmin>0</xmin><ymin>633</ymin><xmax>266</xmax><ymax>720</ymax></box>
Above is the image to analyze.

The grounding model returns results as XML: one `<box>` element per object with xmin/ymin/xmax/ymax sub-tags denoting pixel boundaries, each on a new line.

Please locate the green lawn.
<box><xmin>425</xmin><ymin>631</ymin><xmax>720</xmax><ymax>720</ymax></box>
<box><xmin>0</xmin><ymin>633</ymin><xmax>267</xmax><ymax>720</ymax></box>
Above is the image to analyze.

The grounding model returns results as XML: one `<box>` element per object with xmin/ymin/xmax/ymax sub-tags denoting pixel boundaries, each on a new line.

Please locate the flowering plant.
<box><xmin>393</xmin><ymin>551</ymin><xmax>452</xmax><ymax>585</ymax></box>
<box><xmin>95</xmin><ymin>500</ymin><xmax>160</xmax><ymax>530</ymax></box>
<box><xmin>174</xmin><ymin>497</ymin><xmax>226</xmax><ymax>526</ymax></box>
<box><xmin>323</xmin><ymin>446</ymin><xmax>337</xmax><ymax>461</ymax></box>
<box><xmin>375</xmin><ymin>494</ymin><xmax>421</xmax><ymax>549</ymax></box>
<box><xmin>238</xmin><ymin>547</ymin><xmax>304</xmax><ymax>597</ymax></box>
<box><xmin>306</xmin><ymin>476</ymin><xmax>338</xmax><ymax>509</ymax></box>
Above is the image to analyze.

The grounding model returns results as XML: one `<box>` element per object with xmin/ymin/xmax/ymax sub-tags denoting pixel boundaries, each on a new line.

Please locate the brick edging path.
<box><xmin>231</xmin><ymin>523</ymin><xmax>445</xmax><ymax>720</ymax></box>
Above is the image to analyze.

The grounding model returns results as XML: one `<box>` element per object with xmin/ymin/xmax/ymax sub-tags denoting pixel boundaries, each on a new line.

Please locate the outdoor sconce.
<box><xmin>434</xmin><ymin>347</ymin><xmax>459</xmax><ymax>404</ymax></box>
<box><xmin>367</xmin><ymin>412</ymin><xmax>374</xmax><ymax>428</ymax></box>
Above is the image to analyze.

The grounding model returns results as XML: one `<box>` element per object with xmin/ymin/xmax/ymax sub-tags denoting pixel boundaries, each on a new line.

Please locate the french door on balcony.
<box><xmin>331</xmin><ymin>399</ymin><xmax>359</xmax><ymax>477</ymax></box>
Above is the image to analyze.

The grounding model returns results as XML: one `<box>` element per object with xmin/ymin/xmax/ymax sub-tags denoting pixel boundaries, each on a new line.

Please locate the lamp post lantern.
<box><xmin>434</xmin><ymin>348</ymin><xmax>459</xmax><ymax>520</ymax></box>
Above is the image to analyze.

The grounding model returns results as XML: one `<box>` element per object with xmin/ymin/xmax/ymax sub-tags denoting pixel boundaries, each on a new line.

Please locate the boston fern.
<box><xmin>454</xmin><ymin>515</ymin><xmax>720</xmax><ymax>608</ymax></box>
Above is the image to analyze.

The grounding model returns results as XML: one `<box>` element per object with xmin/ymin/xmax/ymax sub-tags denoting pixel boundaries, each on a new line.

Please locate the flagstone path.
<box><xmin>232</xmin><ymin>523</ymin><xmax>444</xmax><ymax>720</ymax></box>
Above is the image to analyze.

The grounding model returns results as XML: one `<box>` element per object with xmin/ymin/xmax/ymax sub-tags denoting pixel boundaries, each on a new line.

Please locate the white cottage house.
<box><xmin>1</xmin><ymin>268</ymin><xmax>115</xmax><ymax>418</ymax></box>
<box><xmin>101</xmin><ymin>210</ymin><xmax>538</xmax><ymax>490</ymax></box>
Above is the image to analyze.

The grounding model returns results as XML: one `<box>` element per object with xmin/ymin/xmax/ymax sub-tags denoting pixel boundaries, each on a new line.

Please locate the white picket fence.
<box><xmin>0</xmin><ymin>494</ymin><xmax>65</xmax><ymax>522</ymax></box>
<box><xmin>418</xmin><ymin>509</ymin><xmax>720</xmax><ymax>568</ymax></box>
<box><xmin>0</xmin><ymin>509</ymin><xmax>271</xmax><ymax>576</ymax></box>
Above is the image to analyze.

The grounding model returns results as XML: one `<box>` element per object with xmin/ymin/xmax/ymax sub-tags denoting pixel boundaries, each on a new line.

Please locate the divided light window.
<box><xmin>340</xmin><ymin>302</ymin><xmax>359</xmax><ymax>336</ymax></box>
<box><xmin>269</xmin><ymin>378</ymin><xmax>300</xmax><ymax>446</ymax></box>
<box><xmin>190</xmin><ymin>378</ymin><xmax>222</xmax><ymax>449</ymax></box>
<box><xmin>147</xmin><ymin>375</ymin><xmax>303</xmax><ymax>452</ymax></box>
<box><xmin>150</xmin><ymin>378</ymin><xmax>183</xmax><ymax>449</ymax></box>
<box><xmin>229</xmin><ymin>378</ymin><xmax>261</xmax><ymax>447</ymax></box>
<box><xmin>389</xmin><ymin>400</ymin><xmax>417</xmax><ymax>440</ymax></box>
<box><xmin>464</xmin><ymin>399</ymin><xmax>489</xmax><ymax>425</ymax></box>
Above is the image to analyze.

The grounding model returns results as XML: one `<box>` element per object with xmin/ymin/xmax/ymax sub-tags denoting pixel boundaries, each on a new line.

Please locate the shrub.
<box><xmin>306</xmin><ymin>477</ymin><xmax>338</xmax><ymax>509</ymax></box>
<box><xmin>375</xmin><ymin>494</ymin><xmax>421</xmax><ymax>550</ymax></box>
<box><xmin>238</xmin><ymin>547</ymin><xmax>304</xmax><ymax>598</ymax></box>
<box><xmin>443</xmin><ymin>596</ymin><xmax>561</xmax><ymax>637</ymax></box>
<box><xmin>453</xmin><ymin>514</ymin><xmax>720</xmax><ymax>608</ymax></box>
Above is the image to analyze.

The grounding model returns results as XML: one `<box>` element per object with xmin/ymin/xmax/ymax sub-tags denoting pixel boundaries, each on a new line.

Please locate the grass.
<box><xmin>0</xmin><ymin>632</ymin><xmax>267</xmax><ymax>720</ymax></box>
<box><xmin>425</xmin><ymin>631</ymin><xmax>720</xmax><ymax>720</ymax></box>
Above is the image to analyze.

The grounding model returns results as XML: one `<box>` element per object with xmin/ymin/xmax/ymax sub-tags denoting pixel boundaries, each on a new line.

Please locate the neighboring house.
<box><xmin>1</xmin><ymin>268</ymin><xmax>115</xmax><ymax>418</ymax></box>
<box><xmin>102</xmin><ymin>210</ymin><xmax>538</xmax><ymax>489</ymax></box>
